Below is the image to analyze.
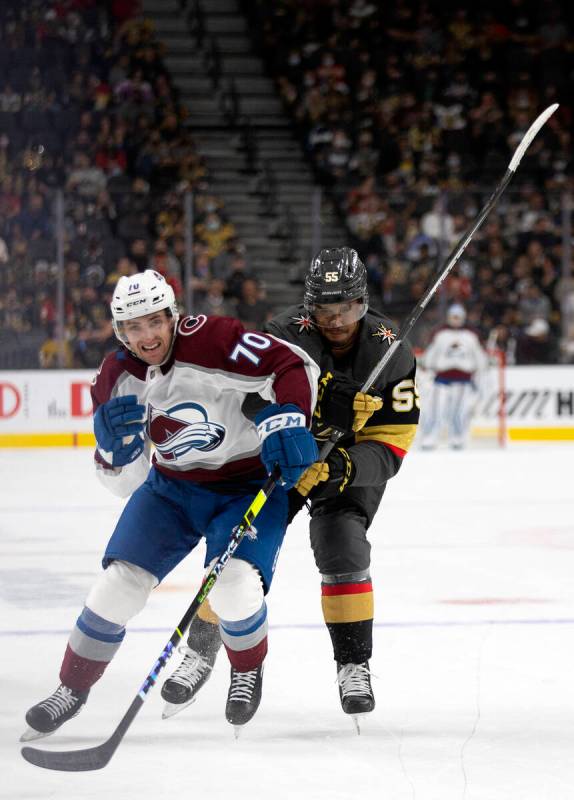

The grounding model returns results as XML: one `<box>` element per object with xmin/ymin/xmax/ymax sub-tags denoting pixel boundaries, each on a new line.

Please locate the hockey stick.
<box><xmin>319</xmin><ymin>102</ymin><xmax>559</xmax><ymax>461</ymax></box>
<box><xmin>21</xmin><ymin>465</ymin><xmax>282</xmax><ymax>772</ymax></box>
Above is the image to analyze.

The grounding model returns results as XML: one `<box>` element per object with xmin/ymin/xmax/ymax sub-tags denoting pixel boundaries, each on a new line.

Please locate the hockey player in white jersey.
<box><xmin>419</xmin><ymin>304</ymin><xmax>489</xmax><ymax>450</ymax></box>
<box><xmin>21</xmin><ymin>269</ymin><xmax>319</xmax><ymax>741</ymax></box>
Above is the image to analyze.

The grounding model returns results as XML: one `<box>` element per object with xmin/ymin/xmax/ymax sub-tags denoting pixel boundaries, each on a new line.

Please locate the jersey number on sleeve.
<box><xmin>229</xmin><ymin>332</ymin><xmax>271</xmax><ymax>365</ymax></box>
<box><xmin>392</xmin><ymin>379</ymin><xmax>421</xmax><ymax>412</ymax></box>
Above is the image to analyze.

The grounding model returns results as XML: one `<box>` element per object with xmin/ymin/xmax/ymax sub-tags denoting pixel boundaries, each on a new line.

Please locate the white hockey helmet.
<box><xmin>446</xmin><ymin>303</ymin><xmax>466</xmax><ymax>327</ymax></box>
<box><xmin>111</xmin><ymin>269</ymin><xmax>179</xmax><ymax>348</ymax></box>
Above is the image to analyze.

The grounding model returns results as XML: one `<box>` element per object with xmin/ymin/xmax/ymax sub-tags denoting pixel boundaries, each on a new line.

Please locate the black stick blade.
<box><xmin>20</xmin><ymin>695</ymin><xmax>142</xmax><ymax>772</ymax></box>
<box><xmin>21</xmin><ymin>738</ymin><xmax>116</xmax><ymax>772</ymax></box>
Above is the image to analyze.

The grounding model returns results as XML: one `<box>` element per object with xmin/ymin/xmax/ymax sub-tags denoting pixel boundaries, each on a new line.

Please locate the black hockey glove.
<box><xmin>295</xmin><ymin>447</ymin><xmax>355</xmax><ymax>499</ymax></box>
<box><xmin>313</xmin><ymin>371</ymin><xmax>382</xmax><ymax>440</ymax></box>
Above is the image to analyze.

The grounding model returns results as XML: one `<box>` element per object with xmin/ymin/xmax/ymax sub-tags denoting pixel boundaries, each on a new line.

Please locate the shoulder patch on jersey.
<box><xmin>290</xmin><ymin>313</ymin><xmax>315</xmax><ymax>334</ymax></box>
<box><xmin>372</xmin><ymin>323</ymin><xmax>396</xmax><ymax>346</ymax></box>
<box><xmin>178</xmin><ymin>315</ymin><xmax>208</xmax><ymax>336</ymax></box>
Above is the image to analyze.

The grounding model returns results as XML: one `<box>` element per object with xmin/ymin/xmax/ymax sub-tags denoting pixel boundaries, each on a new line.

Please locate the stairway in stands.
<box><xmin>142</xmin><ymin>0</ymin><xmax>345</xmax><ymax>307</ymax></box>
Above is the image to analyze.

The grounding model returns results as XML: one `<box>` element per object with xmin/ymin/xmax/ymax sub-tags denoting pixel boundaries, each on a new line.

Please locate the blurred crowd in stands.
<box><xmin>243</xmin><ymin>0</ymin><xmax>574</xmax><ymax>364</ymax></box>
<box><xmin>0</xmin><ymin>0</ymin><xmax>573</xmax><ymax>368</ymax></box>
<box><xmin>0</xmin><ymin>0</ymin><xmax>269</xmax><ymax>368</ymax></box>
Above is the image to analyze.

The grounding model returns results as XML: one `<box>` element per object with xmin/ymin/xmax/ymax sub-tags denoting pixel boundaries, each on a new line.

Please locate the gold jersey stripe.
<box><xmin>355</xmin><ymin>423</ymin><xmax>418</xmax><ymax>452</ymax></box>
<box><xmin>321</xmin><ymin>592</ymin><xmax>374</xmax><ymax>624</ymax></box>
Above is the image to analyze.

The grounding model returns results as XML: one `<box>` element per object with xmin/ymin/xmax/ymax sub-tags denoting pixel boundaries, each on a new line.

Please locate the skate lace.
<box><xmin>228</xmin><ymin>668</ymin><xmax>258</xmax><ymax>703</ymax></box>
<box><xmin>38</xmin><ymin>686</ymin><xmax>78</xmax><ymax>721</ymax></box>
<box><xmin>337</xmin><ymin>663</ymin><xmax>373</xmax><ymax>699</ymax></box>
<box><xmin>169</xmin><ymin>647</ymin><xmax>212</xmax><ymax>690</ymax></box>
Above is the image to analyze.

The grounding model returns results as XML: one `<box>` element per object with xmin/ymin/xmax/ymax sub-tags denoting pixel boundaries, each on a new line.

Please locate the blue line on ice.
<box><xmin>3</xmin><ymin>617</ymin><xmax>574</xmax><ymax>637</ymax></box>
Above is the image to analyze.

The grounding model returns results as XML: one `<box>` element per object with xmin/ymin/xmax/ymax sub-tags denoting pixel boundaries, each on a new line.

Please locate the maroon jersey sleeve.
<box><xmin>90</xmin><ymin>351</ymin><xmax>130</xmax><ymax>413</ymax></box>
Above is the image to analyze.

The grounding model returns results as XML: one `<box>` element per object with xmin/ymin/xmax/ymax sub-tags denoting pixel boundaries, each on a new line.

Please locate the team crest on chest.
<box><xmin>147</xmin><ymin>402</ymin><xmax>226</xmax><ymax>461</ymax></box>
<box><xmin>372</xmin><ymin>323</ymin><xmax>397</xmax><ymax>346</ymax></box>
<box><xmin>291</xmin><ymin>313</ymin><xmax>315</xmax><ymax>334</ymax></box>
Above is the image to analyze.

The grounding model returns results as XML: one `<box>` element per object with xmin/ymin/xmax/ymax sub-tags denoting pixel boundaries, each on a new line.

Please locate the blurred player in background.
<box><xmin>419</xmin><ymin>304</ymin><xmax>489</xmax><ymax>450</ymax></box>
<box><xmin>21</xmin><ymin>269</ymin><xmax>319</xmax><ymax>741</ymax></box>
<box><xmin>163</xmin><ymin>248</ymin><xmax>420</xmax><ymax>729</ymax></box>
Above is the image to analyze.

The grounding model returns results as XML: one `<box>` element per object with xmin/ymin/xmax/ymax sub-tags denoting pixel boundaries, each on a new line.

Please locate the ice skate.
<box><xmin>337</xmin><ymin>662</ymin><xmax>375</xmax><ymax>734</ymax></box>
<box><xmin>161</xmin><ymin>616</ymin><xmax>221</xmax><ymax>718</ymax></box>
<box><xmin>20</xmin><ymin>684</ymin><xmax>89</xmax><ymax>742</ymax></box>
<box><xmin>161</xmin><ymin>646</ymin><xmax>217</xmax><ymax>719</ymax></box>
<box><xmin>225</xmin><ymin>664</ymin><xmax>264</xmax><ymax>735</ymax></box>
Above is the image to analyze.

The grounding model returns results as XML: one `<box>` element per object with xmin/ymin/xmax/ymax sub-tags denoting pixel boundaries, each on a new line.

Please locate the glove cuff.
<box><xmin>96</xmin><ymin>445</ymin><xmax>114</xmax><ymax>467</ymax></box>
<box><xmin>332</xmin><ymin>447</ymin><xmax>355</xmax><ymax>493</ymax></box>
<box><xmin>256</xmin><ymin>404</ymin><xmax>305</xmax><ymax>442</ymax></box>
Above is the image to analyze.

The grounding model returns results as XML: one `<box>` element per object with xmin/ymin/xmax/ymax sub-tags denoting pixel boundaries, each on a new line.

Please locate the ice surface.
<box><xmin>2</xmin><ymin>445</ymin><xmax>574</xmax><ymax>799</ymax></box>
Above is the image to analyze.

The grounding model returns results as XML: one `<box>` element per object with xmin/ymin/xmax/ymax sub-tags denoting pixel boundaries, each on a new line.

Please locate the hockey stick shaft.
<box><xmin>21</xmin><ymin>465</ymin><xmax>281</xmax><ymax>772</ymax></box>
<box><xmin>319</xmin><ymin>103</ymin><xmax>558</xmax><ymax>460</ymax></box>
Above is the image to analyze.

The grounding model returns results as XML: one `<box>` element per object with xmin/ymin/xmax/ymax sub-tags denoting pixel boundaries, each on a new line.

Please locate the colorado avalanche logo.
<box><xmin>147</xmin><ymin>402</ymin><xmax>226</xmax><ymax>461</ymax></box>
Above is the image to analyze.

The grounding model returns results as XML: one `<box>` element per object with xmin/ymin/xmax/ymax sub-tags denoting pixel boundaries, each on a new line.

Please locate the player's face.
<box><xmin>122</xmin><ymin>311</ymin><xmax>175</xmax><ymax>365</ymax></box>
<box><xmin>313</xmin><ymin>300</ymin><xmax>362</xmax><ymax>348</ymax></box>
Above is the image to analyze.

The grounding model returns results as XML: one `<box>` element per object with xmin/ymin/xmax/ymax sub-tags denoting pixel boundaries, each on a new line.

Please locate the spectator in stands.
<box><xmin>235</xmin><ymin>278</ymin><xmax>271</xmax><ymax>330</ymax></box>
<box><xmin>72</xmin><ymin>286</ymin><xmax>115</xmax><ymax>368</ymax></box>
<box><xmin>0</xmin><ymin>83</ymin><xmax>22</xmax><ymax>113</ymax></box>
<box><xmin>515</xmin><ymin>317</ymin><xmax>559</xmax><ymax>365</ymax></box>
<box><xmin>195</xmin><ymin>211</ymin><xmax>237</xmax><ymax>259</ymax></box>
<box><xmin>224</xmin><ymin>251</ymin><xmax>255</xmax><ymax>301</ymax></box>
<box><xmin>128</xmin><ymin>238</ymin><xmax>150</xmax><ymax>271</ymax></box>
<box><xmin>150</xmin><ymin>238</ymin><xmax>182</xmax><ymax>288</ymax></box>
<box><xmin>66</xmin><ymin>152</ymin><xmax>107</xmax><ymax>199</ymax></box>
<box><xmin>517</xmin><ymin>282</ymin><xmax>552</xmax><ymax>325</ymax></box>
<box><xmin>195</xmin><ymin>277</ymin><xmax>235</xmax><ymax>318</ymax></box>
<box><xmin>187</xmin><ymin>247</ymin><xmax>212</xmax><ymax>309</ymax></box>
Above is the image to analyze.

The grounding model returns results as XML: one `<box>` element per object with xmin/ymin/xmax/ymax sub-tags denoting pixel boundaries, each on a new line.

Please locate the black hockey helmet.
<box><xmin>304</xmin><ymin>247</ymin><xmax>368</xmax><ymax>328</ymax></box>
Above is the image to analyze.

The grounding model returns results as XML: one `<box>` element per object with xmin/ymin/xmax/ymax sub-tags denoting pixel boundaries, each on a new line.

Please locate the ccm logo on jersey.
<box><xmin>147</xmin><ymin>401</ymin><xmax>226</xmax><ymax>461</ymax></box>
<box><xmin>257</xmin><ymin>411</ymin><xmax>305</xmax><ymax>441</ymax></box>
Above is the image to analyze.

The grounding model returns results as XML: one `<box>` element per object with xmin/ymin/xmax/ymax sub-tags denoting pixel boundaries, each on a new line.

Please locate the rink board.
<box><xmin>0</xmin><ymin>366</ymin><xmax>573</xmax><ymax>446</ymax></box>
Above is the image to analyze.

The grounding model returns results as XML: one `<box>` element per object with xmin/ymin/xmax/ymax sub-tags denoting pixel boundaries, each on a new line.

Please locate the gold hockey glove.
<box><xmin>352</xmin><ymin>391</ymin><xmax>383</xmax><ymax>432</ymax></box>
<box><xmin>295</xmin><ymin>447</ymin><xmax>355</xmax><ymax>498</ymax></box>
<box><xmin>313</xmin><ymin>371</ymin><xmax>382</xmax><ymax>440</ymax></box>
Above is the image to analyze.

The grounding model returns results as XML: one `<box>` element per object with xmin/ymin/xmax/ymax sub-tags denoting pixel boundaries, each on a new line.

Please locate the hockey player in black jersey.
<box><xmin>162</xmin><ymin>248</ymin><xmax>420</xmax><ymax>727</ymax></box>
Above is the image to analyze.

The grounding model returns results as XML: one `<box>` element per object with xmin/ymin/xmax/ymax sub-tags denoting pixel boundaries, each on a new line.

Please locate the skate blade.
<box><xmin>233</xmin><ymin>725</ymin><xmax>243</xmax><ymax>740</ymax></box>
<box><xmin>350</xmin><ymin>712</ymin><xmax>371</xmax><ymax>736</ymax></box>
<box><xmin>19</xmin><ymin>726</ymin><xmax>55</xmax><ymax>743</ymax></box>
<box><xmin>162</xmin><ymin>697</ymin><xmax>197</xmax><ymax>720</ymax></box>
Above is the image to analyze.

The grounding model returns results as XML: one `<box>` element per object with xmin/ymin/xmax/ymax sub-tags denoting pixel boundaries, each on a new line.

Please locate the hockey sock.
<box><xmin>60</xmin><ymin>606</ymin><xmax>126</xmax><ymax>692</ymax></box>
<box><xmin>321</xmin><ymin>573</ymin><xmax>373</xmax><ymax>664</ymax></box>
<box><xmin>219</xmin><ymin>601</ymin><xmax>268</xmax><ymax>671</ymax></box>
